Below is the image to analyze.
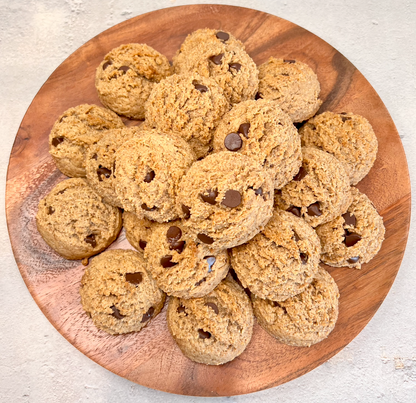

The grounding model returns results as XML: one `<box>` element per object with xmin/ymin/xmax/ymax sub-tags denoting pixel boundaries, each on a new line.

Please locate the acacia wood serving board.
<box><xmin>6</xmin><ymin>4</ymin><xmax>410</xmax><ymax>397</ymax></box>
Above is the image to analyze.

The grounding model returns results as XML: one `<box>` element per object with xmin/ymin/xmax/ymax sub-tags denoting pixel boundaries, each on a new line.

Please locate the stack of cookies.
<box><xmin>36</xmin><ymin>28</ymin><xmax>385</xmax><ymax>365</ymax></box>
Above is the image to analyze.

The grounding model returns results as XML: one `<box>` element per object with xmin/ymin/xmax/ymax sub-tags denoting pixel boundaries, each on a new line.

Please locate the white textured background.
<box><xmin>1</xmin><ymin>1</ymin><xmax>415</xmax><ymax>402</ymax></box>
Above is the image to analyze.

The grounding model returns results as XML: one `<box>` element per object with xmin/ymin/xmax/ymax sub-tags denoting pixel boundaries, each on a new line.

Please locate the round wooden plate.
<box><xmin>6</xmin><ymin>4</ymin><xmax>410</xmax><ymax>397</ymax></box>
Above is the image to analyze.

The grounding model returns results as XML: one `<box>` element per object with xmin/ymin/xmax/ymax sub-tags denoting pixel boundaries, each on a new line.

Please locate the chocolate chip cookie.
<box><xmin>231</xmin><ymin>208</ymin><xmax>321</xmax><ymax>301</ymax></box>
<box><xmin>177</xmin><ymin>151</ymin><xmax>274</xmax><ymax>251</ymax></box>
<box><xmin>275</xmin><ymin>147</ymin><xmax>352</xmax><ymax>227</ymax></box>
<box><xmin>144</xmin><ymin>73</ymin><xmax>229</xmax><ymax>159</ymax></box>
<box><xmin>299</xmin><ymin>111</ymin><xmax>378</xmax><ymax>185</ymax></box>
<box><xmin>80</xmin><ymin>249</ymin><xmax>165</xmax><ymax>335</ymax></box>
<box><xmin>316</xmin><ymin>187</ymin><xmax>385</xmax><ymax>269</ymax></box>
<box><xmin>36</xmin><ymin>178</ymin><xmax>122</xmax><ymax>260</ymax></box>
<box><xmin>252</xmin><ymin>267</ymin><xmax>339</xmax><ymax>347</ymax></box>
<box><xmin>49</xmin><ymin>104</ymin><xmax>124</xmax><ymax>177</ymax></box>
<box><xmin>167</xmin><ymin>276</ymin><xmax>253</xmax><ymax>365</ymax></box>
<box><xmin>114</xmin><ymin>130</ymin><xmax>195</xmax><ymax>222</ymax></box>
<box><xmin>213</xmin><ymin>99</ymin><xmax>302</xmax><ymax>189</ymax></box>
<box><xmin>144</xmin><ymin>221</ymin><xmax>230</xmax><ymax>298</ymax></box>
<box><xmin>95</xmin><ymin>43</ymin><xmax>172</xmax><ymax>119</ymax></box>
<box><xmin>173</xmin><ymin>28</ymin><xmax>258</xmax><ymax>105</ymax></box>
<box><xmin>257</xmin><ymin>57</ymin><xmax>322</xmax><ymax>123</ymax></box>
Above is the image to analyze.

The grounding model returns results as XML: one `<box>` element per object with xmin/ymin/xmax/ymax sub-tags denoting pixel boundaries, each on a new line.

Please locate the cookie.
<box><xmin>299</xmin><ymin>111</ymin><xmax>378</xmax><ymax>185</ymax></box>
<box><xmin>144</xmin><ymin>73</ymin><xmax>229</xmax><ymax>159</ymax></box>
<box><xmin>85</xmin><ymin>126</ymin><xmax>142</xmax><ymax>207</ymax></box>
<box><xmin>114</xmin><ymin>130</ymin><xmax>195</xmax><ymax>222</ymax></box>
<box><xmin>252</xmin><ymin>267</ymin><xmax>339</xmax><ymax>347</ymax></box>
<box><xmin>316</xmin><ymin>187</ymin><xmax>385</xmax><ymax>269</ymax></box>
<box><xmin>80</xmin><ymin>249</ymin><xmax>165</xmax><ymax>335</ymax></box>
<box><xmin>258</xmin><ymin>57</ymin><xmax>322</xmax><ymax>123</ymax></box>
<box><xmin>49</xmin><ymin>104</ymin><xmax>125</xmax><ymax>177</ymax></box>
<box><xmin>123</xmin><ymin>211</ymin><xmax>160</xmax><ymax>254</ymax></box>
<box><xmin>275</xmin><ymin>147</ymin><xmax>352</xmax><ymax>227</ymax></box>
<box><xmin>177</xmin><ymin>151</ymin><xmax>274</xmax><ymax>251</ymax></box>
<box><xmin>231</xmin><ymin>209</ymin><xmax>321</xmax><ymax>302</ymax></box>
<box><xmin>36</xmin><ymin>178</ymin><xmax>122</xmax><ymax>260</ymax></box>
<box><xmin>213</xmin><ymin>99</ymin><xmax>302</xmax><ymax>189</ymax></box>
<box><xmin>95</xmin><ymin>43</ymin><xmax>172</xmax><ymax>120</ymax></box>
<box><xmin>173</xmin><ymin>28</ymin><xmax>258</xmax><ymax>105</ymax></box>
<box><xmin>144</xmin><ymin>221</ymin><xmax>230</xmax><ymax>298</ymax></box>
<box><xmin>167</xmin><ymin>276</ymin><xmax>253</xmax><ymax>365</ymax></box>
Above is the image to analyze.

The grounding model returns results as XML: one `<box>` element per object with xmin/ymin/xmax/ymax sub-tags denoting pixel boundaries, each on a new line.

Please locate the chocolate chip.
<box><xmin>111</xmin><ymin>305</ymin><xmax>124</xmax><ymax>319</ymax></box>
<box><xmin>47</xmin><ymin>206</ymin><xmax>55</xmax><ymax>215</ymax></box>
<box><xmin>348</xmin><ymin>256</ymin><xmax>360</xmax><ymax>264</ymax></box>
<box><xmin>344</xmin><ymin>230</ymin><xmax>362</xmax><ymax>247</ymax></box>
<box><xmin>57</xmin><ymin>189</ymin><xmax>66</xmax><ymax>195</ymax></box>
<box><xmin>342</xmin><ymin>212</ymin><xmax>357</xmax><ymax>227</ymax></box>
<box><xmin>216</xmin><ymin>31</ymin><xmax>229</xmax><ymax>41</ymax></box>
<box><xmin>284</xmin><ymin>59</ymin><xmax>296</xmax><ymax>64</ymax></box>
<box><xmin>139</xmin><ymin>239</ymin><xmax>147</xmax><ymax>250</ymax></box>
<box><xmin>118</xmin><ymin>66</ymin><xmax>130</xmax><ymax>73</ymax></box>
<box><xmin>229</xmin><ymin>63</ymin><xmax>241</xmax><ymax>72</ymax></box>
<box><xmin>281</xmin><ymin>72</ymin><xmax>289</xmax><ymax>76</ymax></box>
<box><xmin>91</xmin><ymin>153</ymin><xmax>98</xmax><ymax>160</ymax></box>
<box><xmin>141</xmin><ymin>306</ymin><xmax>154</xmax><ymax>323</ymax></box>
<box><xmin>293</xmin><ymin>231</ymin><xmax>300</xmax><ymax>242</ymax></box>
<box><xmin>300</xmin><ymin>253</ymin><xmax>308</xmax><ymax>264</ymax></box>
<box><xmin>287</xmin><ymin>206</ymin><xmax>302</xmax><ymax>217</ymax></box>
<box><xmin>198</xmin><ymin>329</ymin><xmax>211</xmax><ymax>339</ymax></box>
<box><xmin>201</xmin><ymin>189</ymin><xmax>218</xmax><ymax>205</ymax></box>
<box><xmin>204</xmin><ymin>256</ymin><xmax>216</xmax><ymax>272</ymax></box>
<box><xmin>126</xmin><ymin>272</ymin><xmax>143</xmax><ymax>285</ymax></box>
<box><xmin>222</xmin><ymin>189</ymin><xmax>242</xmax><ymax>208</ymax></box>
<box><xmin>177</xmin><ymin>304</ymin><xmax>187</xmax><ymax>315</ymax></box>
<box><xmin>255</xmin><ymin>92</ymin><xmax>263</xmax><ymax>100</ymax></box>
<box><xmin>85</xmin><ymin>234</ymin><xmax>96</xmax><ymax>248</ymax></box>
<box><xmin>206</xmin><ymin>302</ymin><xmax>219</xmax><ymax>314</ymax></box>
<box><xmin>59</xmin><ymin>115</ymin><xmax>67</xmax><ymax>123</ymax></box>
<box><xmin>197</xmin><ymin>233</ymin><xmax>214</xmax><ymax>244</ymax></box>
<box><xmin>97</xmin><ymin>166</ymin><xmax>112</xmax><ymax>181</ymax></box>
<box><xmin>141</xmin><ymin>203</ymin><xmax>157</xmax><ymax>211</ymax></box>
<box><xmin>144</xmin><ymin>170</ymin><xmax>155</xmax><ymax>183</ymax></box>
<box><xmin>52</xmin><ymin>137</ymin><xmax>64</xmax><ymax>147</ymax></box>
<box><xmin>181</xmin><ymin>204</ymin><xmax>191</xmax><ymax>218</ymax></box>
<box><xmin>209</xmin><ymin>54</ymin><xmax>224</xmax><ymax>65</ymax></box>
<box><xmin>195</xmin><ymin>278</ymin><xmax>207</xmax><ymax>287</ymax></box>
<box><xmin>307</xmin><ymin>202</ymin><xmax>322</xmax><ymax>216</ymax></box>
<box><xmin>340</xmin><ymin>112</ymin><xmax>347</xmax><ymax>115</ymax></box>
<box><xmin>194</xmin><ymin>83</ymin><xmax>208</xmax><ymax>93</ymax></box>
<box><xmin>103</xmin><ymin>60</ymin><xmax>113</xmax><ymax>70</ymax></box>
<box><xmin>167</xmin><ymin>226</ymin><xmax>182</xmax><ymax>243</ymax></box>
<box><xmin>238</xmin><ymin>123</ymin><xmax>250</xmax><ymax>138</ymax></box>
<box><xmin>341</xmin><ymin>116</ymin><xmax>351</xmax><ymax>122</ymax></box>
<box><xmin>254</xmin><ymin>188</ymin><xmax>263</xmax><ymax>196</ymax></box>
<box><xmin>169</xmin><ymin>241</ymin><xmax>186</xmax><ymax>254</ymax></box>
<box><xmin>293</xmin><ymin>166</ymin><xmax>307</xmax><ymax>181</ymax></box>
<box><xmin>160</xmin><ymin>255</ymin><xmax>178</xmax><ymax>268</ymax></box>
<box><xmin>224</xmin><ymin>132</ymin><xmax>243</xmax><ymax>151</ymax></box>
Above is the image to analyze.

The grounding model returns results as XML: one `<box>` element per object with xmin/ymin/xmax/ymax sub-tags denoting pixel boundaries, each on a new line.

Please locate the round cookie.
<box><xmin>167</xmin><ymin>276</ymin><xmax>254</xmax><ymax>365</ymax></box>
<box><xmin>49</xmin><ymin>104</ymin><xmax>125</xmax><ymax>177</ymax></box>
<box><xmin>316</xmin><ymin>187</ymin><xmax>385</xmax><ymax>269</ymax></box>
<box><xmin>144</xmin><ymin>73</ymin><xmax>229</xmax><ymax>159</ymax></box>
<box><xmin>114</xmin><ymin>130</ymin><xmax>195</xmax><ymax>222</ymax></box>
<box><xmin>144</xmin><ymin>221</ymin><xmax>230</xmax><ymax>298</ymax></box>
<box><xmin>231</xmin><ymin>209</ymin><xmax>321</xmax><ymax>302</ymax></box>
<box><xmin>36</xmin><ymin>178</ymin><xmax>122</xmax><ymax>260</ymax></box>
<box><xmin>80</xmin><ymin>249</ymin><xmax>165</xmax><ymax>335</ymax></box>
<box><xmin>275</xmin><ymin>147</ymin><xmax>352</xmax><ymax>227</ymax></box>
<box><xmin>173</xmin><ymin>28</ymin><xmax>258</xmax><ymax>105</ymax></box>
<box><xmin>299</xmin><ymin>111</ymin><xmax>378</xmax><ymax>185</ymax></box>
<box><xmin>177</xmin><ymin>151</ymin><xmax>274</xmax><ymax>251</ymax></box>
<box><xmin>123</xmin><ymin>211</ymin><xmax>160</xmax><ymax>254</ymax></box>
<box><xmin>95</xmin><ymin>43</ymin><xmax>172</xmax><ymax>120</ymax></box>
<box><xmin>258</xmin><ymin>57</ymin><xmax>322</xmax><ymax>123</ymax></box>
<box><xmin>252</xmin><ymin>267</ymin><xmax>339</xmax><ymax>347</ymax></box>
<box><xmin>85</xmin><ymin>126</ymin><xmax>142</xmax><ymax>207</ymax></box>
<box><xmin>213</xmin><ymin>99</ymin><xmax>302</xmax><ymax>189</ymax></box>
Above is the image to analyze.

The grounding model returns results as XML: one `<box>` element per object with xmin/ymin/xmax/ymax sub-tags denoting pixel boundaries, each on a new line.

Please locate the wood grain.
<box><xmin>5</xmin><ymin>5</ymin><xmax>410</xmax><ymax>397</ymax></box>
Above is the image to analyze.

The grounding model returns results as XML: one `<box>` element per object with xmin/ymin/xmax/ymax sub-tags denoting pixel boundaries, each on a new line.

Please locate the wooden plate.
<box><xmin>5</xmin><ymin>4</ymin><xmax>410</xmax><ymax>397</ymax></box>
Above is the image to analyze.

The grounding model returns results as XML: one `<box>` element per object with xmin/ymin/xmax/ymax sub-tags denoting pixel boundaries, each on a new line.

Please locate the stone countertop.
<box><xmin>1</xmin><ymin>1</ymin><xmax>415</xmax><ymax>402</ymax></box>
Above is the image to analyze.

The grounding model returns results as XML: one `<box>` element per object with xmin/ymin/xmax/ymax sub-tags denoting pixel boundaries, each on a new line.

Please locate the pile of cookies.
<box><xmin>36</xmin><ymin>28</ymin><xmax>385</xmax><ymax>366</ymax></box>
